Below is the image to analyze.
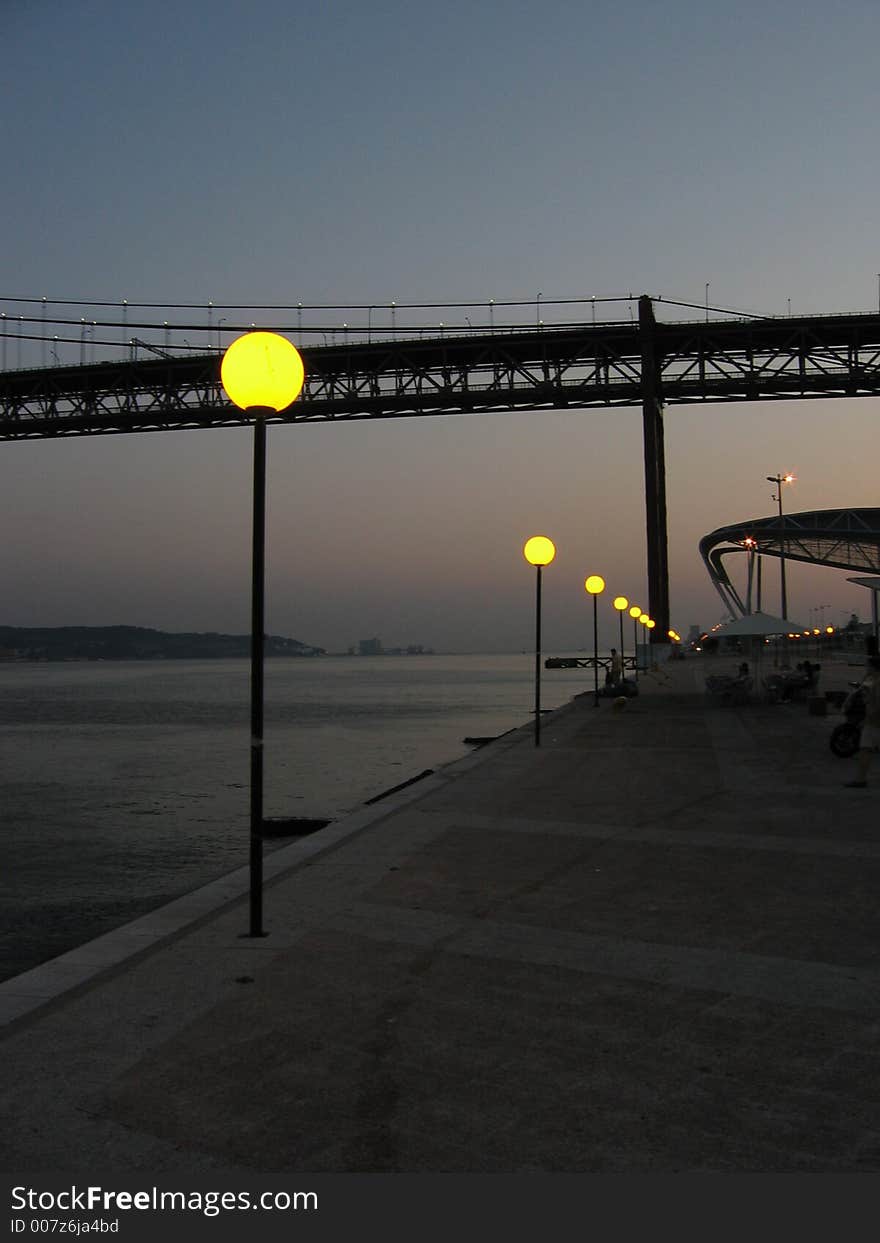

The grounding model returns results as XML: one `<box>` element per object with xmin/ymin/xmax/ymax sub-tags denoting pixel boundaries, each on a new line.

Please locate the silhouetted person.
<box><xmin>845</xmin><ymin>654</ymin><xmax>880</xmax><ymax>788</ymax></box>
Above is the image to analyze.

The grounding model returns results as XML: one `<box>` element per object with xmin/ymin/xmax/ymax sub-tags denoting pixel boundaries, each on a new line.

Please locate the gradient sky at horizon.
<box><xmin>2</xmin><ymin>0</ymin><xmax>878</xmax><ymax>652</ymax></box>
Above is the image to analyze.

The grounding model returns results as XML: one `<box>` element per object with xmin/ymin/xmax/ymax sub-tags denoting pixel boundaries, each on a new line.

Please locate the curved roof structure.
<box><xmin>699</xmin><ymin>508</ymin><xmax>880</xmax><ymax>616</ymax></box>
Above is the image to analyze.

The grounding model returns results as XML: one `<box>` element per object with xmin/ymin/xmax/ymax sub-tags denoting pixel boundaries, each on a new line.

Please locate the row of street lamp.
<box><xmin>218</xmin><ymin>330</ymin><xmax>690</xmax><ymax>934</ymax></box>
<box><xmin>523</xmin><ymin>536</ymin><xmax>680</xmax><ymax>747</ymax></box>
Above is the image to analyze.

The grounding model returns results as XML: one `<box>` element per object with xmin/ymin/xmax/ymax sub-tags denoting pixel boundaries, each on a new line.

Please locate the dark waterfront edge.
<box><xmin>0</xmin><ymin>703</ymin><xmax>555</xmax><ymax>1031</ymax></box>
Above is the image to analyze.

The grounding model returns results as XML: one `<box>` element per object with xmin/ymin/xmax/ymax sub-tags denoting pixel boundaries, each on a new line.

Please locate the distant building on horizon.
<box><xmin>354</xmin><ymin>637</ymin><xmax>434</xmax><ymax>656</ymax></box>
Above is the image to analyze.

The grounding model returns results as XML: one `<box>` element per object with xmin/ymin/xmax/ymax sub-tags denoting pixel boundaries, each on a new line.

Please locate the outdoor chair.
<box><xmin>706</xmin><ymin>674</ymin><xmax>752</xmax><ymax>705</ymax></box>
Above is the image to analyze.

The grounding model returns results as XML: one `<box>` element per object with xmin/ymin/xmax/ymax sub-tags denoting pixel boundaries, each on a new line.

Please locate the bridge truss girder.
<box><xmin>3</xmin><ymin>304</ymin><xmax>880</xmax><ymax>644</ymax></box>
<box><xmin>0</xmin><ymin>326</ymin><xmax>650</xmax><ymax>439</ymax></box>
<box><xmin>5</xmin><ymin>308</ymin><xmax>880</xmax><ymax>439</ymax></box>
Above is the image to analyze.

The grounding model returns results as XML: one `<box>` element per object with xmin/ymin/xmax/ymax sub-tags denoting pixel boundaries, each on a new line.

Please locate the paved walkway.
<box><xmin>2</xmin><ymin>659</ymin><xmax>878</xmax><ymax>1173</ymax></box>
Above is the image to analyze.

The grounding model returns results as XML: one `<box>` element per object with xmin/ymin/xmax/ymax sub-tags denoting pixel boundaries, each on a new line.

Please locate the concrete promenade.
<box><xmin>2</xmin><ymin>658</ymin><xmax>879</xmax><ymax>1174</ymax></box>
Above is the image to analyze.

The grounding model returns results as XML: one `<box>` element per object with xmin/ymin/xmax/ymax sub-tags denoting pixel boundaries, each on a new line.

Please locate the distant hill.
<box><xmin>0</xmin><ymin>625</ymin><xmax>325</xmax><ymax>662</ymax></box>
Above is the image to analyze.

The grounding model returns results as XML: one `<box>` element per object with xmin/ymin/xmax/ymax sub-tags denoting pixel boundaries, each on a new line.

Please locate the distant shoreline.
<box><xmin>0</xmin><ymin>624</ymin><xmax>324</xmax><ymax>663</ymax></box>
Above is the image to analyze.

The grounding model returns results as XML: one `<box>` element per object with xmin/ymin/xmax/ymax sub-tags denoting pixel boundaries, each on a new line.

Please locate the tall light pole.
<box><xmin>613</xmin><ymin>596</ymin><xmax>628</xmax><ymax>683</ymax></box>
<box><xmin>523</xmin><ymin>536</ymin><xmax>556</xmax><ymax>747</ymax></box>
<box><xmin>767</xmin><ymin>473</ymin><xmax>795</xmax><ymax>619</ymax></box>
<box><xmin>585</xmin><ymin>575</ymin><xmax>605</xmax><ymax>706</ymax></box>
<box><xmin>221</xmin><ymin>331</ymin><xmax>305</xmax><ymax>938</ymax></box>
<box><xmin>629</xmin><ymin>604</ymin><xmax>642</xmax><ymax>681</ymax></box>
<box><xmin>743</xmin><ymin>536</ymin><xmax>757</xmax><ymax>614</ymax></box>
<box><xmin>639</xmin><ymin>613</ymin><xmax>651</xmax><ymax>669</ymax></box>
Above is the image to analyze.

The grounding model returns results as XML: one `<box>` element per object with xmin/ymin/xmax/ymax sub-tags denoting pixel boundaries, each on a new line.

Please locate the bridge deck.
<box><xmin>2</xmin><ymin>308</ymin><xmax>880</xmax><ymax>440</ymax></box>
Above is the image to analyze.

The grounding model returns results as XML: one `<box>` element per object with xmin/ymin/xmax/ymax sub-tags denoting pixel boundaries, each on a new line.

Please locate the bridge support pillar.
<box><xmin>639</xmin><ymin>296</ymin><xmax>670</xmax><ymax>641</ymax></box>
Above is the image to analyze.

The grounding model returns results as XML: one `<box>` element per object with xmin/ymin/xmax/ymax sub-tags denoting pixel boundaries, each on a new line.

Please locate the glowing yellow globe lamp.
<box><xmin>646</xmin><ymin>619</ymin><xmax>656</xmax><ymax>630</ymax></box>
<box><xmin>221</xmin><ymin>331</ymin><xmax>304</xmax><ymax>412</ymax></box>
<box><xmin>220</xmin><ymin>329</ymin><xmax>306</xmax><ymax>940</ymax></box>
<box><xmin>584</xmin><ymin>575</ymin><xmax>605</xmax><ymax>705</ymax></box>
<box><xmin>637</xmin><ymin>615</ymin><xmax>651</xmax><ymax>675</ymax></box>
<box><xmin>629</xmin><ymin>604</ymin><xmax>642</xmax><ymax>681</ymax></box>
<box><xmin>612</xmin><ymin>597</ymin><xmax>628</xmax><ymax>685</ymax></box>
<box><xmin>523</xmin><ymin>535</ymin><xmax>555</xmax><ymax>746</ymax></box>
<box><xmin>523</xmin><ymin>535</ymin><xmax>556</xmax><ymax>567</ymax></box>
<box><xmin>826</xmin><ymin>626</ymin><xmax>834</xmax><ymax>635</ymax></box>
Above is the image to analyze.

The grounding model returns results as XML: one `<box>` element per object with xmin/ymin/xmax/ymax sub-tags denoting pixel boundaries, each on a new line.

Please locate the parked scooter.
<box><xmin>829</xmin><ymin>682</ymin><xmax>865</xmax><ymax>758</ymax></box>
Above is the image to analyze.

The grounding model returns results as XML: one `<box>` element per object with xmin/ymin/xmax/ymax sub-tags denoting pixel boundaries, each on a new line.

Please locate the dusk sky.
<box><xmin>2</xmin><ymin>0</ymin><xmax>878</xmax><ymax>652</ymax></box>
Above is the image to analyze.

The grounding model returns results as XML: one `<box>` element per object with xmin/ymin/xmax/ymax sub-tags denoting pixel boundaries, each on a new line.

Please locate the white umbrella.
<box><xmin>713</xmin><ymin>611</ymin><xmax>805</xmax><ymax>637</ymax></box>
<box><xmin>712</xmin><ymin>611</ymin><xmax>808</xmax><ymax>689</ymax></box>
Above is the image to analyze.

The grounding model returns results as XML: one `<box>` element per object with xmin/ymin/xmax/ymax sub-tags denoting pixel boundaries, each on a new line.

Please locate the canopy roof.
<box><xmin>711</xmin><ymin>611</ymin><xmax>805</xmax><ymax>638</ymax></box>
<box><xmin>699</xmin><ymin>508</ymin><xmax>880</xmax><ymax>617</ymax></box>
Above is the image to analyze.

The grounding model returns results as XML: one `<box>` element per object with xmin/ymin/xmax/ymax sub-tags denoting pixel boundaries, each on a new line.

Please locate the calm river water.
<box><xmin>0</xmin><ymin>654</ymin><xmax>587</xmax><ymax>980</ymax></box>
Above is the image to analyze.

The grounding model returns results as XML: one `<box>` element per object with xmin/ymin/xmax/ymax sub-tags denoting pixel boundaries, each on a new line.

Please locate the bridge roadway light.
<box><xmin>221</xmin><ymin>331</ymin><xmax>305</xmax><ymax>939</ymax></box>
<box><xmin>523</xmin><ymin>537</ymin><xmax>556</xmax><ymax>747</ymax></box>
<box><xmin>585</xmin><ymin>575</ymin><xmax>605</xmax><ymax>707</ymax></box>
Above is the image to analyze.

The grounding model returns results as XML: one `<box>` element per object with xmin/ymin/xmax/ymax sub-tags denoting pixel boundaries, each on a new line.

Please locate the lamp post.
<box><xmin>613</xmin><ymin>596</ymin><xmax>628</xmax><ymax>684</ymax></box>
<box><xmin>639</xmin><ymin>613</ymin><xmax>651</xmax><ymax>669</ymax></box>
<box><xmin>585</xmin><ymin>575</ymin><xmax>605</xmax><ymax>706</ymax></box>
<box><xmin>646</xmin><ymin>619</ymin><xmax>656</xmax><ymax>669</ymax></box>
<box><xmin>629</xmin><ymin>604</ymin><xmax>642</xmax><ymax>681</ymax></box>
<box><xmin>767</xmin><ymin>472</ymin><xmax>795</xmax><ymax>619</ymax></box>
<box><xmin>221</xmin><ymin>331</ymin><xmax>305</xmax><ymax>938</ymax></box>
<box><xmin>523</xmin><ymin>536</ymin><xmax>556</xmax><ymax>746</ymax></box>
<box><xmin>743</xmin><ymin>536</ymin><xmax>757</xmax><ymax>614</ymax></box>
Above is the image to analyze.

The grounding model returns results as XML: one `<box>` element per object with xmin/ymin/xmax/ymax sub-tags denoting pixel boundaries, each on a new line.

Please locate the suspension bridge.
<box><xmin>2</xmin><ymin>293</ymin><xmax>880</xmax><ymax>639</ymax></box>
